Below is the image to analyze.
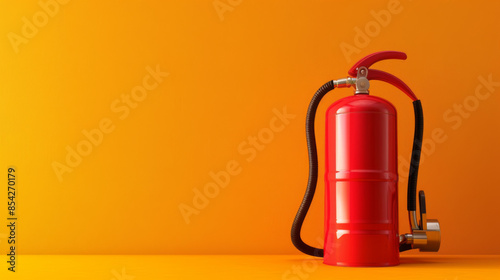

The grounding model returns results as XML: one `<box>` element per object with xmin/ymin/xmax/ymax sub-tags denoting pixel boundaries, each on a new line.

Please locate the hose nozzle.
<box><xmin>400</xmin><ymin>191</ymin><xmax>441</xmax><ymax>252</ymax></box>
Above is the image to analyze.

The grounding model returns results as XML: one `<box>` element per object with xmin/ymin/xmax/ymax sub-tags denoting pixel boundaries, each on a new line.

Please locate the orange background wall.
<box><xmin>0</xmin><ymin>0</ymin><xmax>499</xmax><ymax>255</ymax></box>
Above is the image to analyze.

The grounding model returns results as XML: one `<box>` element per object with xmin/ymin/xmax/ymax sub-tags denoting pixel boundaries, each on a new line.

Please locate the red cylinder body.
<box><xmin>324</xmin><ymin>94</ymin><xmax>399</xmax><ymax>266</ymax></box>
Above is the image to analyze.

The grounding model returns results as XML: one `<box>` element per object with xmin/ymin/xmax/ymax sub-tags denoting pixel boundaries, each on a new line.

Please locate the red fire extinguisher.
<box><xmin>291</xmin><ymin>51</ymin><xmax>441</xmax><ymax>266</ymax></box>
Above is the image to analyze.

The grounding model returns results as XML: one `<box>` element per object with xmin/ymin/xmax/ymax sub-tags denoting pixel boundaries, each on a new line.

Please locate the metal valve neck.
<box><xmin>332</xmin><ymin>66</ymin><xmax>370</xmax><ymax>95</ymax></box>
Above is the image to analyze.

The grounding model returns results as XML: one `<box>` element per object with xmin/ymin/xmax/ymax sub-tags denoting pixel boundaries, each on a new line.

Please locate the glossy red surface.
<box><xmin>324</xmin><ymin>94</ymin><xmax>399</xmax><ymax>266</ymax></box>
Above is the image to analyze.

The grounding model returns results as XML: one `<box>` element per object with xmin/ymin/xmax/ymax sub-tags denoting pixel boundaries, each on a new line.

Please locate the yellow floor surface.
<box><xmin>1</xmin><ymin>255</ymin><xmax>499</xmax><ymax>279</ymax></box>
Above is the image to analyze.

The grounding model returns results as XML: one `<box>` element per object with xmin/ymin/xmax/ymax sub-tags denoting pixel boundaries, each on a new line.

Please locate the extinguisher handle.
<box><xmin>348</xmin><ymin>51</ymin><xmax>418</xmax><ymax>101</ymax></box>
<box><xmin>365</xmin><ymin>69</ymin><xmax>417</xmax><ymax>101</ymax></box>
<box><xmin>348</xmin><ymin>51</ymin><xmax>407</xmax><ymax>76</ymax></box>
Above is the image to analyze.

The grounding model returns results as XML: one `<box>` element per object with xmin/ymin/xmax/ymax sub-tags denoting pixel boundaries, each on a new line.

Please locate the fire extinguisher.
<box><xmin>291</xmin><ymin>51</ymin><xmax>441</xmax><ymax>266</ymax></box>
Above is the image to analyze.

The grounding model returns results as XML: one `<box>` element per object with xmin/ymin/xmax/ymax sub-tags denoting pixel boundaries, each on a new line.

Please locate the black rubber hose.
<box><xmin>291</xmin><ymin>80</ymin><xmax>335</xmax><ymax>257</ymax></box>
<box><xmin>399</xmin><ymin>243</ymin><xmax>413</xmax><ymax>252</ymax></box>
<box><xmin>400</xmin><ymin>100</ymin><xmax>423</xmax><ymax>252</ymax></box>
<box><xmin>407</xmin><ymin>100</ymin><xmax>423</xmax><ymax>212</ymax></box>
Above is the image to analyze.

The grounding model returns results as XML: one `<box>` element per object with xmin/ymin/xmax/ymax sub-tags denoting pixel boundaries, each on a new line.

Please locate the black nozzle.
<box><xmin>419</xmin><ymin>190</ymin><xmax>426</xmax><ymax>214</ymax></box>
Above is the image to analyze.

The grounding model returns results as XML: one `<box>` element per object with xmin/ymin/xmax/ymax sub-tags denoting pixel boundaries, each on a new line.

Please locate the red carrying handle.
<box><xmin>348</xmin><ymin>51</ymin><xmax>418</xmax><ymax>101</ymax></box>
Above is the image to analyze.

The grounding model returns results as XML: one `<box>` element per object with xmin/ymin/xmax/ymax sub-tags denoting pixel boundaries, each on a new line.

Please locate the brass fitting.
<box><xmin>400</xmin><ymin>191</ymin><xmax>441</xmax><ymax>252</ymax></box>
